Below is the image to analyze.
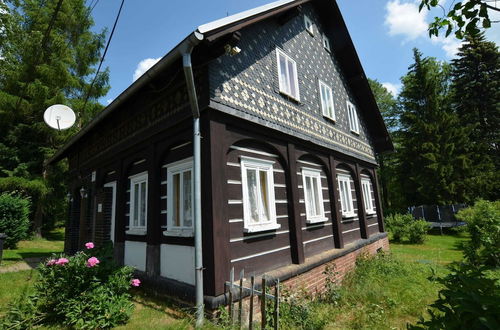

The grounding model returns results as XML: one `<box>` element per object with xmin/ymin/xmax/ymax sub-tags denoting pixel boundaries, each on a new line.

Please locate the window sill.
<box><xmin>366</xmin><ymin>212</ymin><xmax>377</xmax><ymax>217</ymax></box>
<box><xmin>323</xmin><ymin>115</ymin><xmax>336</xmax><ymax>123</ymax></box>
<box><xmin>306</xmin><ymin>217</ymin><xmax>328</xmax><ymax>224</ymax></box>
<box><xmin>350</xmin><ymin>130</ymin><xmax>360</xmax><ymax>135</ymax></box>
<box><xmin>342</xmin><ymin>214</ymin><xmax>357</xmax><ymax>220</ymax></box>
<box><xmin>278</xmin><ymin>91</ymin><xmax>300</xmax><ymax>103</ymax></box>
<box><xmin>163</xmin><ymin>230</ymin><xmax>194</xmax><ymax>237</ymax></box>
<box><xmin>125</xmin><ymin>229</ymin><xmax>147</xmax><ymax>236</ymax></box>
<box><xmin>244</xmin><ymin>223</ymin><xmax>281</xmax><ymax>233</ymax></box>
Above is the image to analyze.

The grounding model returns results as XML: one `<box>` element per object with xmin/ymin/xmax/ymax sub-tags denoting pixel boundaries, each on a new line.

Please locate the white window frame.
<box><xmin>304</xmin><ymin>15</ymin><xmax>314</xmax><ymax>35</ymax></box>
<box><xmin>319</xmin><ymin>80</ymin><xmax>336</xmax><ymax>121</ymax></box>
<box><xmin>337</xmin><ymin>173</ymin><xmax>355</xmax><ymax>218</ymax></box>
<box><xmin>164</xmin><ymin>158</ymin><xmax>194</xmax><ymax>237</ymax></box>
<box><xmin>361</xmin><ymin>178</ymin><xmax>375</xmax><ymax>215</ymax></box>
<box><xmin>127</xmin><ymin>172</ymin><xmax>148</xmax><ymax>235</ymax></box>
<box><xmin>322</xmin><ymin>34</ymin><xmax>331</xmax><ymax>52</ymax></box>
<box><xmin>347</xmin><ymin>100</ymin><xmax>360</xmax><ymax>134</ymax></box>
<box><xmin>301</xmin><ymin>167</ymin><xmax>327</xmax><ymax>223</ymax></box>
<box><xmin>240</xmin><ymin>156</ymin><xmax>280</xmax><ymax>233</ymax></box>
<box><xmin>276</xmin><ymin>48</ymin><xmax>300</xmax><ymax>101</ymax></box>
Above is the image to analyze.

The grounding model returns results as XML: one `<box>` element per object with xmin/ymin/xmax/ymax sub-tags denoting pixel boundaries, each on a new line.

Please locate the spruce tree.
<box><xmin>450</xmin><ymin>34</ymin><xmax>499</xmax><ymax>200</ymax></box>
<box><xmin>398</xmin><ymin>49</ymin><xmax>473</xmax><ymax>206</ymax></box>
<box><xmin>0</xmin><ymin>0</ymin><xmax>110</xmax><ymax>233</ymax></box>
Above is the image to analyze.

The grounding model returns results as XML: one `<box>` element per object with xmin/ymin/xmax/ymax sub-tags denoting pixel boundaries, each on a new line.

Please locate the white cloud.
<box><xmin>133</xmin><ymin>57</ymin><xmax>160</xmax><ymax>81</ymax></box>
<box><xmin>106</xmin><ymin>99</ymin><xmax>114</xmax><ymax>105</ymax></box>
<box><xmin>382</xmin><ymin>82</ymin><xmax>401</xmax><ymax>97</ymax></box>
<box><xmin>432</xmin><ymin>36</ymin><xmax>463</xmax><ymax>58</ymax></box>
<box><xmin>385</xmin><ymin>0</ymin><xmax>428</xmax><ymax>41</ymax></box>
<box><xmin>485</xmin><ymin>9</ymin><xmax>500</xmax><ymax>45</ymax></box>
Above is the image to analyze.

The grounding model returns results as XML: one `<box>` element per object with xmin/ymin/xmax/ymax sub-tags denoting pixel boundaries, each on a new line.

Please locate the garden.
<box><xmin>1</xmin><ymin>200</ymin><xmax>498</xmax><ymax>329</ymax></box>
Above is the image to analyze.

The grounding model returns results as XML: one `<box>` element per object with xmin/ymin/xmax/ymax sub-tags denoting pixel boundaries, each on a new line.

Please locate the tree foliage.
<box><xmin>0</xmin><ymin>0</ymin><xmax>109</xmax><ymax>232</ymax></box>
<box><xmin>419</xmin><ymin>0</ymin><xmax>499</xmax><ymax>39</ymax></box>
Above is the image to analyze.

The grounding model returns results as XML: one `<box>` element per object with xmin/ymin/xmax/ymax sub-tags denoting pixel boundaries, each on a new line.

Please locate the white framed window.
<box><xmin>319</xmin><ymin>80</ymin><xmax>335</xmax><ymax>121</ymax></box>
<box><xmin>337</xmin><ymin>173</ymin><xmax>355</xmax><ymax>218</ymax></box>
<box><xmin>128</xmin><ymin>172</ymin><xmax>148</xmax><ymax>234</ymax></box>
<box><xmin>276</xmin><ymin>48</ymin><xmax>300</xmax><ymax>101</ymax></box>
<box><xmin>165</xmin><ymin>158</ymin><xmax>194</xmax><ymax>237</ymax></box>
<box><xmin>240</xmin><ymin>156</ymin><xmax>279</xmax><ymax>233</ymax></box>
<box><xmin>347</xmin><ymin>101</ymin><xmax>360</xmax><ymax>134</ymax></box>
<box><xmin>361</xmin><ymin>178</ymin><xmax>375</xmax><ymax>214</ymax></box>
<box><xmin>302</xmin><ymin>168</ymin><xmax>327</xmax><ymax>223</ymax></box>
<box><xmin>322</xmin><ymin>34</ymin><xmax>331</xmax><ymax>52</ymax></box>
<box><xmin>304</xmin><ymin>15</ymin><xmax>314</xmax><ymax>35</ymax></box>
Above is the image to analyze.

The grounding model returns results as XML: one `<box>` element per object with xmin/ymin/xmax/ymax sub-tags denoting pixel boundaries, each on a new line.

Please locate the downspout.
<box><xmin>179</xmin><ymin>31</ymin><xmax>204</xmax><ymax>327</ymax></box>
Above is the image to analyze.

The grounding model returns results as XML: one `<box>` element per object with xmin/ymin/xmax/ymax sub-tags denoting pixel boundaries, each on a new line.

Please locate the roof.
<box><xmin>48</xmin><ymin>0</ymin><xmax>392</xmax><ymax>165</ymax></box>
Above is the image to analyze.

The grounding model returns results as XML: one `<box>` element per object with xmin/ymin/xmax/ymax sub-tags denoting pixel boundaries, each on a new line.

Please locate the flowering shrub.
<box><xmin>1</xmin><ymin>242</ymin><xmax>141</xmax><ymax>329</ymax></box>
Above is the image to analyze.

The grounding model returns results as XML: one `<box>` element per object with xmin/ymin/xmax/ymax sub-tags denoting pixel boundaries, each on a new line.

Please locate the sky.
<box><xmin>89</xmin><ymin>0</ymin><xmax>500</xmax><ymax>103</ymax></box>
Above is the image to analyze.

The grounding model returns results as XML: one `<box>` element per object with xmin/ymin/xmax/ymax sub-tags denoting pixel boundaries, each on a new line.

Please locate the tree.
<box><xmin>419</xmin><ymin>0</ymin><xmax>499</xmax><ymax>39</ymax></box>
<box><xmin>0</xmin><ymin>0</ymin><xmax>110</xmax><ymax>234</ymax></box>
<box><xmin>398</xmin><ymin>49</ymin><xmax>473</xmax><ymax>206</ymax></box>
<box><xmin>450</xmin><ymin>33</ymin><xmax>500</xmax><ymax>200</ymax></box>
<box><xmin>368</xmin><ymin>79</ymin><xmax>405</xmax><ymax>212</ymax></box>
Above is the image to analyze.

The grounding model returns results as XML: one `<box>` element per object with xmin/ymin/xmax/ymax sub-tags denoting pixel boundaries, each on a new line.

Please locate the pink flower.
<box><xmin>85</xmin><ymin>242</ymin><xmax>95</xmax><ymax>249</ymax></box>
<box><xmin>86</xmin><ymin>257</ymin><xmax>100</xmax><ymax>268</ymax></box>
<box><xmin>130</xmin><ymin>279</ymin><xmax>141</xmax><ymax>287</ymax></box>
<box><xmin>55</xmin><ymin>258</ymin><xmax>69</xmax><ymax>265</ymax></box>
<box><xmin>46</xmin><ymin>259</ymin><xmax>57</xmax><ymax>266</ymax></box>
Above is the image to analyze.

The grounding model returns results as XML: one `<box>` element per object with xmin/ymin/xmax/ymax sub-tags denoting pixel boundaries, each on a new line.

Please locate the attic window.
<box><xmin>304</xmin><ymin>15</ymin><xmax>314</xmax><ymax>35</ymax></box>
<box><xmin>322</xmin><ymin>34</ymin><xmax>331</xmax><ymax>52</ymax></box>
<box><xmin>276</xmin><ymin>48</ymin><xmax>300</xmax><ymax>101</ymax></box>
<box><xmin>347</xmin><ymin>100</ymin><xmax>360</xmax><ymax>134</ymax></box>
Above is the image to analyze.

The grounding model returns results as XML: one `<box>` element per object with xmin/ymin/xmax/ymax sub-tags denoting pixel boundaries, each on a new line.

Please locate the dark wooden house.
<box><xmin>49</xmin><ymin>0</ymin><xmax>392</xmax><ymax>307</ymax></box>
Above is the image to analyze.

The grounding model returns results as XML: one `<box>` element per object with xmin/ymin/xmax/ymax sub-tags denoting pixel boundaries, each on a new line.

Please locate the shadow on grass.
<box><xmin>130</xmin><ymin>288</ymin><xmax>195</xmax><ymax>322</ymax></box>
<box><xmin>42</xmin><ymin>228</ymin><xmax>65</xmax><ymax>241</ymax></box>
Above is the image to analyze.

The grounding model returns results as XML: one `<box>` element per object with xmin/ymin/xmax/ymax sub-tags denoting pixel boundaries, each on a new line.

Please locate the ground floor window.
<box><xmin>361</xmin><ymin>178</ymin><xmax>375</xmax><ymax>214</ymax></box>
<box><xmin>240</xmin><ymin>156</ymin><xmax>279</xmax><ymax>232</ymax></box>
<box><xmin>302</xmin><ymin>167</ymin><xmax>327</xmax><ymax>223</ymax></box>
<box><xmin>129</xmin><ymin>172</ymin><xmax>148</xmax><ymax>231</ymax></box>
<box><xmin>337</xmin><ymin>173</ymin><xmax>355</xmax><ymax>218</ymax></box>
<box><xmin>165</xmin><ymin>158</ymin><xmax>193</xmax><ymax>236</ymax></box>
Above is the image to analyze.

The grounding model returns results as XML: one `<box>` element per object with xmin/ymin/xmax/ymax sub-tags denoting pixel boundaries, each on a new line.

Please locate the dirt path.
<box><xmin>0</xmin><ymin>258</ymin><xmax>42</xmax><ymax>273</ymax></box>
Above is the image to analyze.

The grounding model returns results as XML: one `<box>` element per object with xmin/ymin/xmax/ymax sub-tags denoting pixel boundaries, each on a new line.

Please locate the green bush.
<box><xmin>385</xmin><ymin>213</ymin><xmax>430</xmax><ymax>244</ymax></box>
<box><xmin>410</xmin><ymin>263</ymin><xmax>500</xmax><ymax>329</ymax></box>
<box><xmin>456</xmin><ymin>200</ymin><xmax>500</xmax><ymax>267</ymax></box>
<box><xmin>0</xmin><ymin>193</ymin><xmax>31</xmax><ymax>248</ymax></box>
<box><xmin>1</xmin><ymin>243</ymin><xmax>139</xmax><ymax>329</ymax></box>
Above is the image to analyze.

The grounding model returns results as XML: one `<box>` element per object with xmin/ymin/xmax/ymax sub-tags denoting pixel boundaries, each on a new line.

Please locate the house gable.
<box><xmin>208</xmin><ymin>3</ymin><xmax>378</xmax><ymax>163</ymax></box>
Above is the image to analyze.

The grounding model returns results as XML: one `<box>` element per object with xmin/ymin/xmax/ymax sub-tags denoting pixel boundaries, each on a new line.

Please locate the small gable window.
<box><xmin>165</xmin><ymin>158</ymin><xmax>194</xmax><ymax>237</ymax></box>
<box><xmin>319</xmin><ymin>80</ymin><xmax>335</xmax><ymax>121</ymax></box>
<box><xmin>276</xmin><ymin>48</ymin><xmax>300</xmax><ymax>101</ymax></box>
<box><xmin>129</xmin><ymin>172</ymin><xmax>148</xmax><ymax>233</ymax></box>
<box><xmin>304</xmin><ymin>15</ymin><xmax>314</xmax><ymax>35</ymax></box>
<box><xmin>337</xmin><ymin>173</ymin><xmax>355</xmax><ymax>218</ymax></box>
<box><xmin>322</xmin><ymin>34</ymin><xmax>331</xmax><ymax>52</ymax></box>
<box><xmin>302</xmin><ymin>168</ymin><xmax>327</xmax><ymax>223</ymax></box>
<box><xmin>240</xmin><ymin>156</ymin><xmax>279</xmax><ymax>233</ymax></box>
<box><xmin>347</xmin><ymin>100</ymin><xmax>360</xmax><ymax>134</ymax></box>
<box><xmin>361</xmin><ymin>178</ymin><xmax>375</xmax><ymax>215</ymax></box>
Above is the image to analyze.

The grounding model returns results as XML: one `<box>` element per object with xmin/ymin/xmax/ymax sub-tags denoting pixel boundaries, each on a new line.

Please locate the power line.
<box><xmin>79</xmin><ymin>0</ymin><xmax>125</xmax><ymax>125</ymax></box>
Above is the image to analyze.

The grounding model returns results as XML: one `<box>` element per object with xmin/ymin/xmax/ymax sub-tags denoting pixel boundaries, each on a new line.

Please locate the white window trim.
<box><xmin>337</xmin><ymin>173</ymin><xmax>355</xmax><ymax>218</ymax></box>
<box><xmin>164</xmin><ymin>157</ymin><xmax>194</xmax><ymax>237</ymax></box>
<box><xmin>322</xmin><ymin>34</ymin><xmax>331</xmax><ymax>52</ymax></box>
<box><xmin>304</xmin><ymin>15</ymin><xmax>314</xmax><ymax>35</ymax></box>
<box><xmin>240</xmin><ymin>156</ymin><xmax>280</xmax><ymax>233</ymax></box>
<box><xmin>361</xmin><ymin>178</ymin><xmax>376</xmax><ymax>215</ymax></box>
<box><xmin>319</xmin><ymin>80</ymin><xmax>336</xmax><ymax>121</ymax></box>
<box><xmin>276</xmin><ymin>48</ymin><xmax>300</xmax><ymax>101</ymax></box>
<box><xmin>301</xmin><ymin>167</ymin><xmax>327</xmax><ymax>223</ymax></box>
<box><xmin>347</xmin><ymin>100</ymin><xmax>360</xmax><ymax>134</ymax></box>
<box><xmin>127</xmin><ymin>171</ymin><xmax>148</xmax><ymax>235</ymax></box>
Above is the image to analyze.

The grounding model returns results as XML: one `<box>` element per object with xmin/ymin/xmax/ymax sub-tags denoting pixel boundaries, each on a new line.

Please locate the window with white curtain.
<box><xmin>165</xmin><ymin>158</ymin><xmax>193</xmax><ymax>236</ymax></box>
<box><xmin>240</xmin><ymin>156</ymin><xmax>279</xmax><ymax>232</ymax></box>
<box><xmin>347</xmin><ymin>100</ymin><xmax>360</xmax><ymax>134</ymax></box>
<box><xmin>319</xmin><ymin>80</ymin><xmax>335</xmax><ymax>121</ymax></box>
<box><xmin>337</xmin><ymin>173</ymin><xmax>355</xmax><ymax>218</ymax></box>
<box><xmin>361</xmin><ymin>178</ymin><xmax>375</xmax><ymax>214</ymax></box>
<box><xmin>302</xmin><ymin>168</ymin><xmax>327</xmax><ymax>223</ymax></box>
<box><xmin>129</xmin><ymin>172</ymin><xmax>148</xmax><ymax>232</ymax></box>
<box><xmin>276</xmin><ymin>48</ymin><xmax>300</xmax><ymax>100</ymax></box>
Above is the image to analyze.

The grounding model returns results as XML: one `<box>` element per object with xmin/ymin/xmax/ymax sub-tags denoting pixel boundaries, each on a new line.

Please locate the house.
<box><xmin>48</xmin><ymin>0</ymin><xmax>392</xmax><ymax>309</ymax></box>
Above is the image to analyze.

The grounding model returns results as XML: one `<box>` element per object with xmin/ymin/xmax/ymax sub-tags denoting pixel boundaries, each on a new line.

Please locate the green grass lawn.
<box><xmin>0</xmin><ymin>228</ymin><xmax>65</xmax><ymax>267</ymax></box>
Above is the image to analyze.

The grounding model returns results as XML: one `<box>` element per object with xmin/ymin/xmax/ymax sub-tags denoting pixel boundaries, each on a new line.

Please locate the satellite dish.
<box><xmin>43</xmin><ymin>104</ymin><xmax>76</xmax><ymax>131</ymax></box>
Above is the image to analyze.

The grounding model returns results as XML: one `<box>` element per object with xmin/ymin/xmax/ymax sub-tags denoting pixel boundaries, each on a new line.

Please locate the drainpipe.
<box><xmin>179</xmin><ymin>31</ymin><xmax>204</xmax><ymax>327</ymax></box>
